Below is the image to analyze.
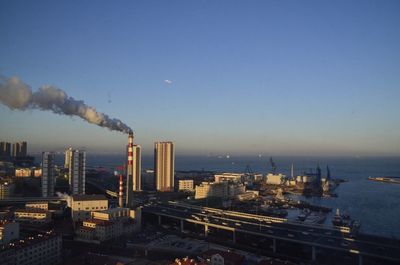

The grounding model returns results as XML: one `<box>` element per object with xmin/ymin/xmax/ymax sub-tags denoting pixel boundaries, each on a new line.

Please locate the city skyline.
<box><xmin>1</xmin><ymin>1</ymin><xmax>400</xmax><ymax>156</ymax></box>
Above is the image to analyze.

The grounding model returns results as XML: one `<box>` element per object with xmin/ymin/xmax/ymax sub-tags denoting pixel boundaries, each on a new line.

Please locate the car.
<box><xmin>288</xmin><ymin>234</ymin><xmax>295</xmax><ymax>238</ymax></box>
<box><xmin>302</xmin><ymin>231</ymin><xmax>309</xmax><ymax>235</ymax></box>
<box><xmin>341</xmin><ymin>242</ymin><xmax>349</xmax><ymax>247</ymax></box>
<box><xmin>235</xmin><ymin>223</ymin><xmax>241</xmax><ymax>226</ymax></box>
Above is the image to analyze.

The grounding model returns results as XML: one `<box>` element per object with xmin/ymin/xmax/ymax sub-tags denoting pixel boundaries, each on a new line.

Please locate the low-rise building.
<box><xmin>13</xmin><ymin>208</ymin><xmax>51</xmax><ymax>225</ymax></box>
<box><xmin>14</xmin><ymin>168</ymin><xmax>31</xmax><ymax>177</ymax></box>
<box><xmin>178</xmin><ymin>179</ymin><xmax>194</xmax><ymax>192</ymax></box>
<box><xmin>25</xmin><ymin>202</ymin><xmax>48</xmax><ymax>211</ymax></box>
<box><xmin>0</xmin><ymin>181</ymin><xmax>15</xmax><ymax>199</ymax></box>
<box><xmin>266</xmin><ymin>173</ymin><xmax>286</xmax><ymax>185</ymax></box>
<box><xmin>214</xmin><ymin>173</ymin><xmax>244</xmax><ymax>183</ymax></box>
<box><xmin>195</xmin><ymin>181</ymin><xmax>246</xmax><ymax>200</ymax></box>
<box><xmin>195</xmin><ymin>182</ymin><xmax>228</xmax><ymax>199</ymax></box>
<box><xmin>0</xmin><ymin>230</ymin><xmax>62</xmax><ymax>265</ymax></box>
<box><xmin>75</xmin><ymin>207</ymin><xmax>141</xmax><ymax>243</ymax></box>
<box><xmin>70</xmin><ymin>194</ymin><xmax>108</xmax><ymax>222</ymax></box>
<box><xmin>0</xmin><ymin>221</ymin><xmax>19</xmax><ymax>245</ymax></box>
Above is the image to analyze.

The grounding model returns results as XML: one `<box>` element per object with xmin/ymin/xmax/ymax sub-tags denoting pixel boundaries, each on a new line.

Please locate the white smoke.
<box><xmin>0</xmin><ymin>76</ymin><xmax>132</xmax><ymax>133</ymax></box>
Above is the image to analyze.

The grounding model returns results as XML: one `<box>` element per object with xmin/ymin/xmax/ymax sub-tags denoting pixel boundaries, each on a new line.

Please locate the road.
<box><xmin>143</xmin><ymin>201</ymin><xmax>400</xmax><ymax>263</ymax></box>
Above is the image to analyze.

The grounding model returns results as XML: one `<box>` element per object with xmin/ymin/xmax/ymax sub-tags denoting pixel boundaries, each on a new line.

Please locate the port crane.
<box><xmin>270</xmin><ymin>157</ymin><xmax>277</xmax><ymax>174</ymax></box>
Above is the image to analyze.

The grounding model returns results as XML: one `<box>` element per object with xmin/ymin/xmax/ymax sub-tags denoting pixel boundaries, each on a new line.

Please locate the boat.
<box><xmin>304</xmin><ymin>211</ymin><xmax>327</xmax><ymax>224</ymax></box>
<box><xmin>297</xmin><ymin>209</ymin><xmax>310</xmax><ymax>221</ymax></box>
<box><xmin>368</xmin><ymin>176</ymin><xmax>400</xmax><ymax>184</ymax></box>
<box><xmin>332</xmin><ymin>208</ymin><xmax>349</xmax><ymax>226</ymax></box>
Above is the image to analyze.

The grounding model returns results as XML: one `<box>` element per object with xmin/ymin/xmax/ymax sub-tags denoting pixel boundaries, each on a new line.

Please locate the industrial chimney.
<box><xmin>126</xmin><ymin>131</ymin><xmax>134</xmax><ymax>206</ymax></box>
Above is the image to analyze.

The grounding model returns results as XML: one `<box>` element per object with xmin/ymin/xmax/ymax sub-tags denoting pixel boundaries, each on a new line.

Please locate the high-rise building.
<box><xmin>125</xmin><ymin>132</ymin><xmax>142</xmax><ymax>207</ymax></box>
<box><xmin>132</xmin><ymin>145</ymin><xmax>141</xmax><ymax>191</ymax></box>
<box><xmin>64</xmin><ymin>147</ymin><xmax>73</xmax><ymax>169</ymax></box>
<box><xmin>154</xmin><ymin>141</ymin><xmax>174</xmax><ymax>192</ymax></box>
<box><xmin>0</xmin><ymin>142</ymin><xmax>11</xmax><ymax>158</ymax></box>
<box><xmin>69</xmin><ymin>150</ymin><xmax>86</xmax><ymax>195</ymax></box>
<box><xmin>12</xmin><ymin>141</ymin><xmax>27</xmax><ymax>157</ymax></box>
<box><xmin>42</xmin><ymin>152</ymin><xmax>55</xmax><ymax>197</ymax></box>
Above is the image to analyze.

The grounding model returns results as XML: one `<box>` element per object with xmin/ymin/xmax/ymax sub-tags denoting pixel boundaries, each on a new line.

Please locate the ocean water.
<box><xmin>72</xmin><ymin>154</ymin><xmax>400</xmax><ymax>238</ymax></box>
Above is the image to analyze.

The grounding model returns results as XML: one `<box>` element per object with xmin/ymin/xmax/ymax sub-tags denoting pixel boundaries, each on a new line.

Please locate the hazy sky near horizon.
<box><xmin>1</xmin><ymin>0</ymin><xmax>399</xmax><ymax>156</ymax></box>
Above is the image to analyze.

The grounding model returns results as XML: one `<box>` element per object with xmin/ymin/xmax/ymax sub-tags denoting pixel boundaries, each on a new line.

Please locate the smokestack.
<box><xmin>0</xmin><ymin>76</ymin><xmax>132</xmax><ymax>133</ymax></box>
<box><xmin>119</xmin><ymin>174</ymin><xmax>124</xmax><ymax>207</ymax></box>
<box><xmin>126</xmin><ymin>131</ymin><xmax>134</xmax><ymax>206</ymax></box>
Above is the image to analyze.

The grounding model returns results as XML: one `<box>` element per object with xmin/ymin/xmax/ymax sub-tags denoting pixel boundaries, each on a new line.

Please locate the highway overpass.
<box><xmin>142</xmin><ymin>201</ymin><xmax>400</xmax><ymax>265</ymax></box>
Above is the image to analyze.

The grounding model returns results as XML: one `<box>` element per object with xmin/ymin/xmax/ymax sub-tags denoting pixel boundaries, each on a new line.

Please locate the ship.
<box><xmin>368</xmin><ymin>176</ymin><xmax>400</xmax><ymax>184</ymax></box>
<box><xmin>298</xmin><ymin>209</ymin><xmax>326</xmax><ymax>224</ymax></box>
<box><xmin>332</xmin><ymin>208</ymin><xmax>350</xmax><ymax>226</ymax></box>
<box><xmin>297</xmin><ymin>209</ymin><xmax>310</xmax><ymax>221</ymax></box>
<box><xmin>304</xmin><ymin>211</ymin><xmax>327</xmax><ymax>224</ymax></box>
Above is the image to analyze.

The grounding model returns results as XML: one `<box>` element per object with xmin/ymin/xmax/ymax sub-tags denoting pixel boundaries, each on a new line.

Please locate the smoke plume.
<box><xmin>0</xmin><ymin>76</ymin><xmax>132</xmax><ymax>133</ymax></box>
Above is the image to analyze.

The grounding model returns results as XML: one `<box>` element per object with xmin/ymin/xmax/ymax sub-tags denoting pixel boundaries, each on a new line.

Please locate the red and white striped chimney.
<box><xmin>126</xmin><ymin>131</ymin><xmax>134</xmax><ymax>207</ymax></box>
<box><xmin>119</xmin><ymin>174</ymin><xmax>123</xmax><ymax>207</ymax></box>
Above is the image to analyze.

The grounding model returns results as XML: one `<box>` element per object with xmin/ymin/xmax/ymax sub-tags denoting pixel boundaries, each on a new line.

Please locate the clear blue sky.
<box><xmin>1</xmin><ymin>0</ymin><xmax>399</xmax><ymax>156</ymax></box>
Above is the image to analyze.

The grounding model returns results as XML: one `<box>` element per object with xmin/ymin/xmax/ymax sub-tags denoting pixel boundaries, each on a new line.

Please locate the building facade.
<box><xmin>69</xmin><ymin>149</ymin><xmax>86</xmax><ymax>195</ymax></box>
<box><xmin>154</xmin><ymin>141</ymin><xmax>174</xmax><ymax>192</ymax></box>
<box><xmin>0</xmin><ymin>181</ymin><xmax>15</xmax><ymax>199</ymax></box>
<box><xmin>0</xmin><ymin>231</ymin><xmax>62</xmax><ymax>265</ymax></box>
<box><xmin>64</xmin><ymin>147</ymin><xmax>73</xmax><ymax>169</ymax></box>
<box><xmin>41</xmin><ymin>152</ymin><xmax>55</xmax><ymax>197</ymax></box>
<box><xmin>126</xmin><ymin>144</ymin><xmax>142</xmax><ymax>206</ymax></box>
<box><xmin>0</xmin><ymin>221</ymin><xmax>19</xmax><ymax>245</ymax></box>
<box><xmin>0</xmin><ymin>142</ymin><xmax>11</xmax><ymax>158</ymax></box>
<box><xmin>13</xmin><ymin>208</ymin><xmax>52</xmax><ymax>225</ymax></box>
<box><xmin>178</xmin><ymin>179</ymin><xmax>194</xmax><ymax>192</ymax></box>
<box><xmin>12</xmin><ymin>142</ymin><xmax>27</xmax><ymax>158</ymax></box>
<box><xmin>214</xmin><ymin>173</ymin><xmax>244</xmax><ymax>183</ymax></box>
<box><xmin>266</xmin><ymin>173</ymin><xmax>286</xmax><ymax>185</ymax></box>
<box><xmin>75</xmin><ymin>207</ymin><xmax>141</xmax><ymax>243</ymax></box>
<box><xmin>70</xmin><ymin>194</ymin><xmax>108</xmax><ymax>222</ymax></box>
<box><xmin>195</xmin><ymin>182</ymin><xmax>228</xmax><ymax>199</ymax></box>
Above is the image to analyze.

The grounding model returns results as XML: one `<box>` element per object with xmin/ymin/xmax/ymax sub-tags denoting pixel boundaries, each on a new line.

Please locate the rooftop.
<box><xmin>0</xmin><ymin>230</ymin><xmax>59</xmax><ymax>252</ymax></box>
<box><xmin>83</xmin><ymin>219</ymin><xmax>113</xmax><ymax>226</ymax></box>
<box><xmin>202</xmin><ymin>249</ymin><xmax>244</xmax><ymax>264</ymax></box>
<box><xmin>94</xmin><ymin>207</ymin><xmax>129</xmax><ymax>214</ymax></box>
<box><xmin>71</xmin><ymin>194</ymin><xmax>107</xmax><ymax>201</ymax></box>
<box><xmin>14</xmin><ymin>208</ymin><xmax>49</xmax><ymax>214</ymax></box>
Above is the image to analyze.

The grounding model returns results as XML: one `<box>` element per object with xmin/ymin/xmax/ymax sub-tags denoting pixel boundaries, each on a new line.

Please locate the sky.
<box><xmin>0</xmin><ymin>0</ymin><xmax>399</xmax><ymax>156</ymax></box>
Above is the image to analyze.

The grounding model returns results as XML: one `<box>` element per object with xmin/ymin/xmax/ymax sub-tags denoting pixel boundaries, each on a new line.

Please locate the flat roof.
<box><xmin>94</xmin><ymin>207</ymin><xmax>129</xmax><ymax>214</ymax></box>
<box><xmin>84</xmin><ymin>219</ymin><xmax>113</xmax><ymax>226</ymax></box>
<box><xmin>14</xmin><ymin>208</ymin><xmax>49</xmax><ymax>213</ymax></box>
<box><xmin>71</xmin><ymin>194</ymin><xmax>107</xmax><ymax>201</ymax></box>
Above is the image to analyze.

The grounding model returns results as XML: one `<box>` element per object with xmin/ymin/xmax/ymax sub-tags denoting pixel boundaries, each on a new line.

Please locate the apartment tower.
<box><xmin>154</xmin><ymin>142</ymin><xmax>174</xmax><ymax>192</ymax></box>
<box><xmin>42</xmin><ymin>152</ymin><xmax>55</xmax><ymax>197</ymax></box>
<box><xmin>68</xmin><ymin>149</ymin><xmax>86</xmax><ymax>195</ymax></box>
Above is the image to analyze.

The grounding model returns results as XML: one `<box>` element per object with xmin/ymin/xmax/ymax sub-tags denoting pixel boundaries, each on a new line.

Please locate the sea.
<box><xmin>52</xmin><ymin>154</ymin><xmax>400</xmax><ymax>239</ymax></box>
